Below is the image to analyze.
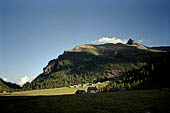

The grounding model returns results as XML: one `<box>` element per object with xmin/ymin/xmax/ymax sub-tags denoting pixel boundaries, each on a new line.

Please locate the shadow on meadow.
<box><xmin>0</xmin><ymin>90</ymin><xmax>170</xmax><ymax>113</ymax></box>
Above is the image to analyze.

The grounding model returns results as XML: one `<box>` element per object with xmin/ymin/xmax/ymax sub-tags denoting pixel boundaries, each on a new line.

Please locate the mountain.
<box><xmin>0</xmin><ymin>78</ymin><xmax>21</xmax><ymax>93</ymax></box>
<box><xmin>23</xmin><ymin>39</ymin><xmax>165</xmax><ymax>90</ymax></box>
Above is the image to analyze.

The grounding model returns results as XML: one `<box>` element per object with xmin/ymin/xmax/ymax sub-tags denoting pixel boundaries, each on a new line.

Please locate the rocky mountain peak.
<box><xmin>126</xmin><ymin>39</ymin><xmax>147</xmax><ymax>49</ymax></box>
<box><xmin>126</xmin><ymin>39</ymin><xmax>138</xmax><ymax>45</ymax></box>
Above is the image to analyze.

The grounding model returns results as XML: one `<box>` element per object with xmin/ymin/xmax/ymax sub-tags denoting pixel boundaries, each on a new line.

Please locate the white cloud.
<box><xmin>1</xmin><ymin>77</ymin><xmax>8</xmax><ymax>82</ymax></box>
<box><xmin>94</xmin><ymin>37</ymin><xmax>127</xmax><ymax>44</ymax></box>
<box><xmin>19</xmin><ymin>76</ymin><xmax>30</xmax><ymax>86</ymax></box>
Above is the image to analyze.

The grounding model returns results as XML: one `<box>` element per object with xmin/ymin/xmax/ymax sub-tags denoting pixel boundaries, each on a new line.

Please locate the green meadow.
<box><xmin>1</xmin><ymin>82</ymin><xmax>107</xmax><ymax>96</ymax></box>
<box><xmin>7</xmin><ymin>87</ymin><xmax>81</xmax><ymax>96</ymax></box>
<box><xmin>0</xmin><ymin>90</ymin><xmax>170</xmax><ymax>113</ymax></box>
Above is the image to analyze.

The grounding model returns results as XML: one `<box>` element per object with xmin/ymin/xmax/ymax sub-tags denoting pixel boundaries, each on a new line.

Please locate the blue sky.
<box><xmin>0</xmin><ymin>0</ymin><xmax>169</xmax><ymax>85</ymax></box>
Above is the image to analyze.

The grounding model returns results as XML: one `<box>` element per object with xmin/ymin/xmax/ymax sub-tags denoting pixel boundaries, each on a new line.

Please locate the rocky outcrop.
<box><xmin>43</xmin><ymin>59</ymin><xmax>57</xmax><ymax>74</ymax></box>
<box><xmin>126</xmin><ymin>39</ymin><xmax>147</xmax><ymax>49</ymax></box>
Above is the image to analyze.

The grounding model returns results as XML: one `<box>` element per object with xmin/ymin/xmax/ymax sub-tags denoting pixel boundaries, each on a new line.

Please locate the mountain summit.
<box><xmin>23</xmin><ymin>40</ymin><xmax>164</xmax><ymax>90</ymax></box>
<box><xmin>126</xmin><ymin>39</ymin><xmax>147</xmax><ymax>49</ymax></box>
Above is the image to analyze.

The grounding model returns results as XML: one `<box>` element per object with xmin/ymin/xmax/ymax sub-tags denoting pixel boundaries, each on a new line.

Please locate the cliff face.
<box><xmin>43</xmin><ymin>59</ymin><xmax>58</xmax><ymax>74</ymax></box>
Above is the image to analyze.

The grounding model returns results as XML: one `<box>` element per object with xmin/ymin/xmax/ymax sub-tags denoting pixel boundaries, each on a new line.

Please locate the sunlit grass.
<box><xmin>9</xmin><ymin>87</ymin><xmax>85</xmax><ymax>96</ymax></box>
<box><xmin>0</xmin><ymin>82</ymin><xmax>108</xmax><ymax>96</ymax></box>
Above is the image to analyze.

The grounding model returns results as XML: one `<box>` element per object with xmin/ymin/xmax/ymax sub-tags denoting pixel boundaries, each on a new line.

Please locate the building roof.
<box><xmin>75</xmin><ymin>89</ymin><xmax>86</xmax><ymax>94</ymax></box>
<box><xmin>87</xmin><ymin>87</ymin><xmax>98</xmax><ymax>90</ymax></box>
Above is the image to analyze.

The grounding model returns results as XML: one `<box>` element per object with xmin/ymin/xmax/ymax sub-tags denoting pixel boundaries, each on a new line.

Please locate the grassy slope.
<box><xmin>0</xmin><ymin>90</ymin><xmax>170</xmax><ymax>113</ymax></box>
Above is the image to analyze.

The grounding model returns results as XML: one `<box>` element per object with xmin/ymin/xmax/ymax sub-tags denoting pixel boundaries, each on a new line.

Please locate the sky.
<box><xmin>0</xmin><ymin>0</ymin><xmax>170</xmax><ymax>85</ymax></box>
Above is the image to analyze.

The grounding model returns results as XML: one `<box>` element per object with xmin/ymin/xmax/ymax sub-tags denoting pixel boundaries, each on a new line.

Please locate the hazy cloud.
<box><xmin>139</xmin><ymin>40</ymin><xmax>143</xmax><ymax>43</ymax></box>
<box><xmin>1</xmin><ymin>77</ymin><xmax>8</xmax><ymax>82</ymax></box>
<box><xmin>19</xmin><ymin>76</ymin><xmax>30</xmax><ymax>86</ymax></box>
<box><xmin>94</xmin><ymin>37</ymin><xmax>127</xmax><ymax>44</ymax></box>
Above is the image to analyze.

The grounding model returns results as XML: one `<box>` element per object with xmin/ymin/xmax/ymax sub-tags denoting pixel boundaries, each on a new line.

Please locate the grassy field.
<box><xmin>5</xmin><ymin>87</ymin><xmax>82</xmax><ymax>96</ymax></box>
<box><xmin>0</xmin><ymin>90</ymin><xmax>170</xmax><ymax>113</ymax></box>
<box><xmin>0</xmin><ymin>86</ymin><xmax>89</xmax><ymax>96</ymax></box>
<box><xmin>0</xmin><ymin>82</ymin><xmax>108</xmax><ymax>96</ymax></box>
